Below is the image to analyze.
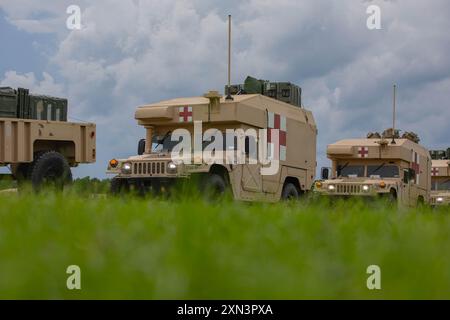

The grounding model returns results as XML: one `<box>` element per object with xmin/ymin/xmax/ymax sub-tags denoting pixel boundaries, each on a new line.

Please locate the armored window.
<box><xmin>436</xmin><ymin>179</ymin><xmax>450</xmax><ymax>191</ymax></box>
<box><xmin>337</xmin><ymin>165</ymin><xmax>365</xmax><ymax>178</ymax></box>
<box><xmin>367</xmin><ymin>165</ymin><xmax>399</xmax><ymax>178</ymax></box>
<box><xmin>151</xmin><ymin>132</ymin><xmax>179</xmax><ymax>153</ymax></box>
<box><xmin>281</xmin><ymin>89</ymin><xmax>290</xmax><ymax>97</ymax></box>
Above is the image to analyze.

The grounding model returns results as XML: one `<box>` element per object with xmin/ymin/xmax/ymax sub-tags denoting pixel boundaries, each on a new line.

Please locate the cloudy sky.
<box><xmin>0</xmin><ymin>0</ymin><xmax>449</xmax><ymax>178</ymax></box>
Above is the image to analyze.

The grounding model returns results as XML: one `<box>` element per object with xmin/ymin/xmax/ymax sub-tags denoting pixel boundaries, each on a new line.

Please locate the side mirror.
<box><xmin>137</xmin><ymin>138</ymin><xmax>146</xmax><ymax>155</ymax></box>
<box><xmin>321</xmin><ymin>167</ymin><xmax>330</xmax><ymax>180</ymax></box>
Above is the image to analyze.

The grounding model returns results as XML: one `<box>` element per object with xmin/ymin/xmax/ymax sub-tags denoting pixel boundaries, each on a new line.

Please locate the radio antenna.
<box><xmin>391</xmin><ymin>84</ymin><xmax>397</xmax><ymax>144</ymax></box>
<box><xmin>225</xmin><ymin>15</ymin><xmax>233</xmax><ymax>100</ymax></box>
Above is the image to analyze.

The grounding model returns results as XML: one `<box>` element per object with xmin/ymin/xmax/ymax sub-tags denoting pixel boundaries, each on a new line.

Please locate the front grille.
<box><xmin>132</xmin><ymin>162</ymin><xmax>166</xmax><ymax>175</ymax></box>
<box><xmin>337</xmin><ymin>184</ymin><xmax>362</xmax><ymax>194</ymax></box>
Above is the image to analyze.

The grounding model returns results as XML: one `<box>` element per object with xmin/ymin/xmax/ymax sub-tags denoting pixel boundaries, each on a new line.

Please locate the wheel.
<box><xmin>281</xmin><ymin>182</ymin><xmax>300</xmax><ymax>200</ymax></box>
<box><xmin>388</xmin><ymin>189</ymin><xmax>397</xmax><ymax>205</ymax></box>
<box><xmin>417</xmin><ymin>196</ymin><xmax>426</xmax><ymax>208</ymax></box>
<box><xmin>12</xmin><ymin>163</ymin><xmax>30</xmax><ymax>181</ymax></box>
<box><xmin>110</xmin><ymin>178</ymin><xmax>130</xmax><ymax>195</ymax></box>
<box><xmin>203</xmin><ymin>173</ymin><xmax>227</xmax><ymax>199</ymax></box>
<box><xmin>379</xmin><ymin>189</ymin><xmax>397</xmax><ymax>208</ymax></box>
<box><xmin>29</xmin><ymin>151</ymin><xmax>72</xmax><ymax>191</ymax></box>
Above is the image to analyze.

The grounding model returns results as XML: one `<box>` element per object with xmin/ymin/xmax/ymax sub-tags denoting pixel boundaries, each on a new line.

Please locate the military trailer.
<box><xmin>0</xmin><ymin>87</ymin><xmax>96</xmax><ymax>190</ymax></box>
<box><xmin>314</xmin><ymin>129</ymin><xmax>431</xmax><ymax>207</ymax></box>
<box><xmin>107</xmin><ymin>76</ymin><xmax>317</xmax><ymax>202</ymax></box>
<box><xmin>430</xmin><ymin>149</ymin><xmax>450</xmax><ymax>206</ymax></box>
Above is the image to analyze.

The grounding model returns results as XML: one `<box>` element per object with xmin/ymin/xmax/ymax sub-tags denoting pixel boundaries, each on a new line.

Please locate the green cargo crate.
<box><xmin>229</xmin><ymin>76</ymin><xmax>302</xmax><ymax>107</ymax></box>
<box><xmin>276</xmin><ymin>82</ymin><xmax>302</xmax><ymax>107</ymax></box>
<box><xmin>224</xmin><ymin>84</ymin><xmax>245</xmax><ymax>95</ymax></box>
<box><xmin>0</xmin><ymin>87</ymin><xmax>18</xmax><ymax>118</ymax></box>
<box><xmin>17</xmin><ymin>88</ymin><xmax>30</xmax><ymax>119</ymax></box>
<box><xmin>29</xmin><ymin>95</ymin><xmax>67</xmax><ymax>121</ymax></box>
<box><xmin>263</xmin><ymin>82</ymin><xmax>278</xmax><ymax>99</ymax></box>
<box><xmin>244</xmin><ymin>76</ymin><xmax>267</xmax><ymax>94</ymax></box>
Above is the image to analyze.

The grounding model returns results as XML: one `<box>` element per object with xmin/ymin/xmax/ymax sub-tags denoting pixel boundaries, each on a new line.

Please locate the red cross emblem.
<box><xmin>358</xmin><ymin>147</ymin><xmax>369</xmax><ymax>158</ymax></box>
<box><xmin>178</xmin><ymin>106</ymin><xmax>192</xmax><ymax>122</ymax></box>
<box><xmin>267</xmin><ymin>112</ymin><xmax>287</xmax><ymax>161</ymax></box>
<box><xmin>432</xmin><ymin>167</ymin><xmax>439</xmax><ymax>176</ymax></box>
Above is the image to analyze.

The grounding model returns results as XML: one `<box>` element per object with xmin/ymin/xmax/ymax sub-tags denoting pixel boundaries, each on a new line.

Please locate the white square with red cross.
<box><xmin>432</xmin><ymin>167</ymin><xmax>440</xmax><ymax>176</ymax></box>
<box><xmin>178</xmin><ymin>106</ymin><xmax>192</xmax><ymax>122</ymax></box>
<box><xmin>358</xmin><ymin>146</ymin><xmax>369</xmax><ymax>158</ymax></box>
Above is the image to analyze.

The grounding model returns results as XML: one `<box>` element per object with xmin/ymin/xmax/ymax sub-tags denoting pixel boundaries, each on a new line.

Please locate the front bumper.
<box><xmin>314</xmin><ymin>182</ymin><xmax>394</xmax><ymax>198</ymax></box>
<box><xmin>430</xmin><ymin>195</ymin><xmax>450</xmax><ymax>206</ymax></box>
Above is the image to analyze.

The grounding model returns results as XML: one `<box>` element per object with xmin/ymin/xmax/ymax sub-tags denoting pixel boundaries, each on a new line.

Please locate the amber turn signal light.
<box><xmin>379</xmin><ymin>181</ymin><xmax>386</xmax><ymax>188</ymax></box>
<box><xmin>109</xmin><ymin>159</ymin><xmax>118</xmax><ymax>168</ymax></box>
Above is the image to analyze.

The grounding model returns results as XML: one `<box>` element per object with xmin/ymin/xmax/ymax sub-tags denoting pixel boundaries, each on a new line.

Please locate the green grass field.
<box><xmin>0</xmin><ymin>181</ymin><xmax>449</xmax><ymax>299</ymax></box>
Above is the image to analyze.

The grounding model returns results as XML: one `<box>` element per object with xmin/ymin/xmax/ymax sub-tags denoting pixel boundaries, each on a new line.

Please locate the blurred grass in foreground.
<box><xmin>0</xmin><ymin>182</ymin><xmax>449</xmax><ymax>299</ymax></box>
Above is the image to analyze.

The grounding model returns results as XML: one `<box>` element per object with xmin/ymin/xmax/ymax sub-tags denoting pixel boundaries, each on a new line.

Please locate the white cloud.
<box><xmin>0</xmin><ymin>70</ymin><xmax>64</xmax><ymax>96</ymax></box>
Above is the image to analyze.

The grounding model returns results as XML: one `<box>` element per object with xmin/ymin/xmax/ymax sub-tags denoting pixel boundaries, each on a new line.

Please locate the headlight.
<box><xmin>328</xmin><ymin>185</ymin><xmax>335</xmax><ymax>191</ymax></box>
<box><xmin>436</xmin><ymin>197</ymin><xmax>444</xmax><ymax>203</ymax></box>
<box><xmin>121</xmin><ymin>162</ymin><xmax>132</xmax><ymax>174</ymax></box>
<box><xmin>362</xmin><ymin>185</ymin><xmax>370</xmax><ymax>192</ymax></box>
<box><xmin>167</xmin><ymin>161</ymin><xmax>177</xmax><ymax>174</ymax></box>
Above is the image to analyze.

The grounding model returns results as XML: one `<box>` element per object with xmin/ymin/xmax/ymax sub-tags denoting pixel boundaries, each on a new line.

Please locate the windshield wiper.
<box><xmin>337</xmin><ymin>162</ymin><xmax>349</xmax><ymax>177</ymax></box>
<box><xmin>153</xmin><ymin>131</ymin><xmax>172</xmax><ymax>150</ymax></box>
<box><xmin>370</xmin><ymin>162</ymin><xmax>386</xmax><ymax>175</ymax></box>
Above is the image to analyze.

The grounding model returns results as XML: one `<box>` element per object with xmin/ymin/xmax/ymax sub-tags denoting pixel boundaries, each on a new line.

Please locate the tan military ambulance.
<box><xmin>0</xmin><ymin>87</ymin><xmax>96</xmax><ymax>190</ymax></box>
<box><xmin>107</xmin><ymin>76</ymin><xmax>317</xmax><ymax>201</ymax></box>
<box><xmin>314</xmin><ymin>129</ymin><xmax>431</xmax><ymax>207</ymax></box>
<box><xmin>430</xmin><ymin>149</ymin><xmax>450</xmax><ymax>206</ymax></box>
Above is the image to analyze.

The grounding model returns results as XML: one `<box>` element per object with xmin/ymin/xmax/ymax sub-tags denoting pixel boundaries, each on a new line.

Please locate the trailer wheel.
<box><xmin>29</xmin><ymin>151</ymin><xmax>72</xmax><ymax>191</ymax></box>
<box><xmin>13</xmin><ymin>163</ymin><xmax>30</xmax><ymax>181</ymax></box>
<box><xmin>281</xmin><ymin>183</ymin><xmax>300</xmax><ymax>200</ymax></box>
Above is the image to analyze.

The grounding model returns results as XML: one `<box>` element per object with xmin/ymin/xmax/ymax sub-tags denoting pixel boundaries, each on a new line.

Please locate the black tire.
<box><xmin>380</xmin><ymin>189</ymin><xmax>397</xmax><ymax>208</ymax></box>
<box><xmin>281</xmin><ymin>182</ymin><xmax>300</xmax><ymax>200</ymax></box>
<box><xmin>29</xmin><ymin>151</ymin><xmax>72</xmax><ymax>191</ymax></box>
<box><xmin>417</xmin><ymin>196</ymin><xmax>426</xmax><ymax>208</ymax></box>
<box><xmin>110</xmin><ymin>178</ymin><xmax>130</xmax><ymax>195</ymax></box>
<box><xmin>203</xmin><ymin>173</ymin><xmax>227</xmax><ymax>199</ymax></box>
<box><xmin>13</xmin><ymin>163</ymin><xmax>30</xmax><ymax>181</ymax></box>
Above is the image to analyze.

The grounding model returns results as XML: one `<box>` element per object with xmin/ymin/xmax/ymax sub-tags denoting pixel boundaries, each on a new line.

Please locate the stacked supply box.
<box><xmin>29</xmin><ymin>95</ymin><xmax>68</xmax><ymax>121</ymax></box>
<box><xmin>0</xmin><ymin>87</ymin><xmax>18</xmax><ymax>118</ymax></box>
<box><xmin>227</xmin><ymin>76</ymin><xmax>302</xmax><ymax>108</ymax></box>
<box><xmin>274</xmin><ymin>82</ymin><xmax>302</xmax><ymax>108</ymax></box>
<box><xmin>430</xmin><ymin>149</ymin><xmax>450</xmax><ymax>160</ymax></box>
<box><xmin>0</xmin><ymin>87</ymin><xmax>67</xmax><ymax>121</ymax></box>
<box><xmin>224</xmin><ymin>84</ymin><xmax>245</xmax><ymax>95</ymax></box>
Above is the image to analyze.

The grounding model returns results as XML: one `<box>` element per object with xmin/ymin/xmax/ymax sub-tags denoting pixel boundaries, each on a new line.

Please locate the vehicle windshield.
<box><xmin>151</xmin><ymin>133</ymin><xmax>180</xmax><ymax>153</ymax></box>
<box><xmin>432</xmin><ymin>179</ymin><xmax>450</xmax><ymax>191</ymax></box>
<box><xmin>367</xmin><ymin>164</ymin><xmax>400</xmax><ymax>178</ymax></box>
<box><xmin>337</xmin><ymin>164</ymin><xmax>365</xmax><ymax>178</ymax></box>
